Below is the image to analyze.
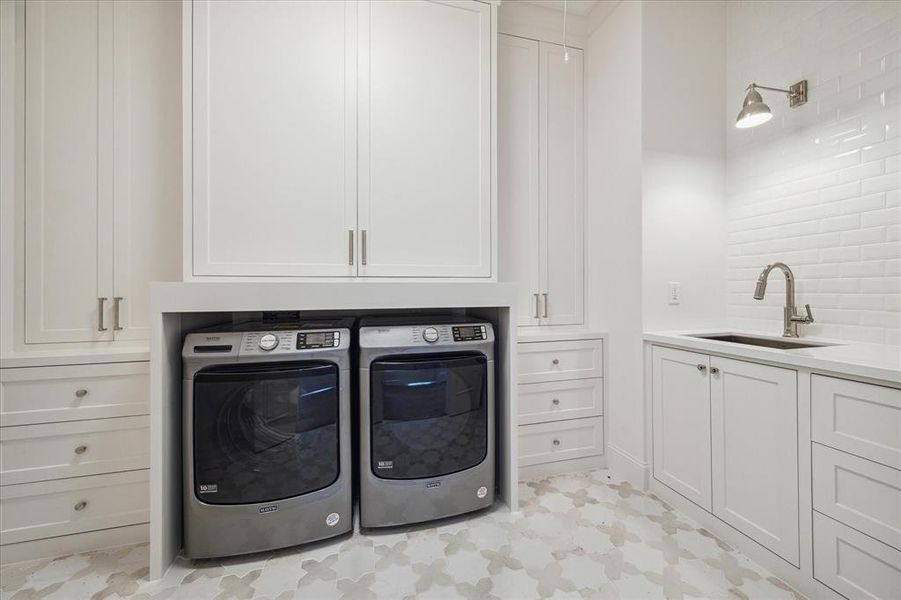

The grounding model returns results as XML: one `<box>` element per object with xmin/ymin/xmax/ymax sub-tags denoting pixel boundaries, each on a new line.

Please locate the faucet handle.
<box><xmin>792</xmin><ymin>304</ymin><xmax>814</xmax><ymax>324</ymax></box>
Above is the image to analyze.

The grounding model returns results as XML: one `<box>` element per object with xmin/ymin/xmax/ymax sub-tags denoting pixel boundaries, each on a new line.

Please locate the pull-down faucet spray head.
<box><xmin>753</xmin><ymin>277</ymin><xmax>767</xmax><ymax>300</ymax></box>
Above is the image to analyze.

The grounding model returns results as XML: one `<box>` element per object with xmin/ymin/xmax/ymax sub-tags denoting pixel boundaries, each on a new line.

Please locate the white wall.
<box><xmin>586</xmin><ymin>0</ymin><xmax>645</xmax><ymax>479</ymax></box>
<box><xmin>726</xmin><ymin>0</ymin><xmax>901</xmax><ymax>344</ymax></box>
<box><xmin>642</xmin><ymin>1</ymin><xmax>728</xmax><ymax>331</ymax></box>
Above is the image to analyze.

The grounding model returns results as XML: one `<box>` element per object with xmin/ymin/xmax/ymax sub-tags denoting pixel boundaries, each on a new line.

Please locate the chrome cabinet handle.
<box><xmin>361</xmin><ymin>230</ymin><xmax>368</xmax><ymax>266</ymax></box>
<box><xmin>533</xmin><ymin>293</ymin><xmax>540</xmax><ymax>319</ymax></box>
<box><xmin>542</xmin><ymin>293</ymin><xmax>549</xmax><ymax>318</ymax></box>
<box><xmin>552</xmin><ymin>439</ymin><xmax>561</xmax><ymax>447</ymax></box>
<box><xmin>97</xmin><ymin>298</ymin><xmax>107</xmax><ymax>332</ymax></box>
<box><xmin>710</xmin><ymin>367</ymin><xmax>720</xmax><ymax>375</ymax></box>
<box><xmin>74</xmin><ymin>500</ymin><xmax>87</xmax><ymax>512</ymax></box>
<box><xmin>552</xmin><ymin>398</ymin><xmax>560</xmax><ymax>406</ymax></box>
<box><xmin>75</xmin><ymin>389</ymin><xmax>88</xmax><ymax>398</ymax></box>
<box><xmin>552</xmin><ymin>358</ymin><xmax>560</xmax><ymax>365</ymax></box>
<box><xmin>697</xmin><ymin>364</ymin><xmax>707</xmax><ymax>372</ymax></box>
<box><xmin>112</xmin><ymin>297</ymin><xmax>123</xmax><ymax>331</ymax></box>
<box><xmin>348</xmin><ymin>230</ymin><xmax>354</xmax><ymax>266</ymax></box>
<box><xmin>74</xmin><ymin>445</ymin><xmax>88</xmax><ymax>455</ymax></box>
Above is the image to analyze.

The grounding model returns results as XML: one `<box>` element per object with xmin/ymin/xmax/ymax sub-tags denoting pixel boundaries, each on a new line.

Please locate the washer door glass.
<box><xmin>193</xmin><ymin>361</ymin><xmax>339</xmax><ymax>504</ymax></box>
<box><xmin>370</xmin><ymin>353</ymin><xmax>488</xmax><ymax>479</ymax></box>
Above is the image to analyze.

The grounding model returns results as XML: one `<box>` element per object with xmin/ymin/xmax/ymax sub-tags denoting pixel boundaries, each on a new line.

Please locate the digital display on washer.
<box><xmin>296</xmin><ymin>331</ymin><xmax>337</xmax><ymax>349</ymax></box>
<box><xmin>453</xmin><ymin>325</ymin><xmax>485</xmax><ymax>341</ymax></box>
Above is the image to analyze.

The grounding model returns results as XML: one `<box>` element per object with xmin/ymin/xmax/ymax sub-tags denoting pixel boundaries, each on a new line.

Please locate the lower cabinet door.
<box><xmin>651</xmin><ymin>346</ymin><xmax>712</xmax><ymax>511</ymax></box>
<box><xmin>813</xmin><ymin>511</ymin><xmax>901</xmax><ymax>600</ymax></box>
<box><xmin>711</xmin><ymin>357</ymin><xmax>799</xmax><ymax>566</ymax></box>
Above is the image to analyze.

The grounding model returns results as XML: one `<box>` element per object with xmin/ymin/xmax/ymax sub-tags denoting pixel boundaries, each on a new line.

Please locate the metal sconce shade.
<box><xmin>735</xmin><ymin>80</ymin><xmax>808</xmax><ymax>129</ymax></box>
<box><xmin>736</xmin><ymin>87</ymin><xmax>773</xmax><ymax>129</ymax></box>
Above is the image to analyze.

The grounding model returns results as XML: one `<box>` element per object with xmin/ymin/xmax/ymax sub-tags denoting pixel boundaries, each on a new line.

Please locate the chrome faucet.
<box><xmin>753</xmin><ymin>262</ymin><xmax>814</xmax><ymax>338</ymax></box>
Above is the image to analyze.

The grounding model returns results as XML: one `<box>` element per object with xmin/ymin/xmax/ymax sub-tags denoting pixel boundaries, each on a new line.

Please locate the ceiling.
<box><xmin>515</xmin><ymin>0</ymin><xmax>601</xmax><ymax>17</ymax></box>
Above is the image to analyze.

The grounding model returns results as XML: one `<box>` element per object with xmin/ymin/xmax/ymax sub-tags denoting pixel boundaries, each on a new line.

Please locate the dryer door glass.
<box><xmin>192</xmin><ymin>361</ymin><xmax>339</xmax><ymax>504</ymax></box>
<box><xmin>370</xmin><ymin>352</ymin><xmax>488</xmax><ymax>479</ymax></box>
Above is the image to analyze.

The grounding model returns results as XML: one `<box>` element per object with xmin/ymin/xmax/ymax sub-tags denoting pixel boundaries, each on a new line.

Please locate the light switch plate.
<box><xmin>668</xmin><ymin>282</ymin><xmax>681</xmax><ymax>305</ymax></box>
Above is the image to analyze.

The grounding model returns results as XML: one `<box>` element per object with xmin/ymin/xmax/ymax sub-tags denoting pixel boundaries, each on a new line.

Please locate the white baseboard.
<box><xmin>606</xmin><ymin>443</ymin><xmax>649</xmax><ymax>489</ymax></box>
<box><xmin>0</xmin><ymin>523</ymin><xmax>149</xmax><ymax>565</ymax></box>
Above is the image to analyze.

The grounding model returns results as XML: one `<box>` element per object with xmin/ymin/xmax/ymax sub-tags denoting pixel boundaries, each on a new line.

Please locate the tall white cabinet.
<box><xmin>188</xmin><ymin>0</ymin><xmax>494</xmax><ymax>279</ymax></box>
<box><xmin>22</xmin><ymin>0</ymin><xmax>181</xmax><ymax>345</ymax></box>
<box><xmin>498</xmin><ymin>33</ymin><xmax>584</xmax><ymax>327</ymax></box>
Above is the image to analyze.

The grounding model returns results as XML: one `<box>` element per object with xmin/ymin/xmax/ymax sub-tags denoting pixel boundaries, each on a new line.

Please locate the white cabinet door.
<box><xmin>24</xmin><ymin>0</ymin><xmax>114</xmax><ymax>343</ymax></box>
<box><xmin>358</xmin><ymin>0</ymin><xmax>491</xmax><ymax>277</ymax></box>
<box><xmin>711</xmin><ymin>357</ymin><xmax>799</xmax><ymax>566</ymax></box>
<box><xmin>112</xmin><ymin>0</ymin><xmax>181</xmax><ymax>341</ymax></box>
<box><xmin>191</xmin><ymin>0</ymin><xmax>357</xmax><ymax>277</ymax></box>
<box><xmin>540</xmin><ymin>42</ymin><xmax>583</xmax><ymax>325</ymax></box>
<box><xmin>498</xmin><ymin>34</ymin><xmax>540</xmax><ymax>325</ymax></box>
<box><xmin>651</xmin><ymin>346</ymin><xmax>712</xmax><ymax>511</ymax></box>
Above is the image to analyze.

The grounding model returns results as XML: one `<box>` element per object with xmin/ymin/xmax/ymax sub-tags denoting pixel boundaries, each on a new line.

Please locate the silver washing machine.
<box><xmin>182</xmin><ymin>319</ymin><xmax>353</xmax><ymax>558</ymax></box>
<box><xmin>358</xmin><ymin>316</ymin><xmax>495</xmax><ymax>528</ymax></box>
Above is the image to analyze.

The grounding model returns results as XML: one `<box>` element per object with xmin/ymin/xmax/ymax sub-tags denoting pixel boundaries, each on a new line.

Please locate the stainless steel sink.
<box><xmin>688</xmin><ymin>334</ymin><xmax>836</xmax><ymax>350</ymax></box>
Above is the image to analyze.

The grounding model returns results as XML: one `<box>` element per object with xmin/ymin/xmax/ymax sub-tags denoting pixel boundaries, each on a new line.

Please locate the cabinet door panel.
<box><xmin>112</xmin><ymin>0</ymin><xmax>181</xmax><ymax>340</ymax></box>
<box><xmin>541</xmin><ymin>43</ymin><xmax>583</xmax><ymax>325</ymax></box>
<box><xmin>192</xmin><ymin>0</ymin><xmax>356</xmax><ymax>277</ymax></box>
<box><xmin>711</xmin><ymin>357</ymin><xmax>799</xmax><ymax>566</ymax></box>
<box><xmin>359</xmin><ymin>0</ymin><xmax>491</xmax><ymax>277</ymax></box>
<box><xmin>24</xmin><ymin>0</ymin><xmax>113</xmax><ymax>342</ymax></box>
<box><xmin>651</xmin><ymin>346</ymin><xmax>712</xmax><ymax>510</ymax></box>
<box><xmin>498</xmin><ymin>34</ymin><xmax>540</xmax><ymax>325</ymax></box>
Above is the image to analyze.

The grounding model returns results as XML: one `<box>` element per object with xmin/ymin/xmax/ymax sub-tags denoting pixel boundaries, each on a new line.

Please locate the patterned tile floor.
<box><xmin>1</xmin><ymin>469</ymin><xmax>805</xmax><ymax>600</ymax></box>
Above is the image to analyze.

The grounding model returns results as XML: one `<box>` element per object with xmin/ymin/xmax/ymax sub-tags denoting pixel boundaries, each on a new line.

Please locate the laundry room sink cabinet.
<box><xmin>186</xmin><ymin>0</ymin><xmax>495</xmax><ymax>279</ymax></box>
<box><xmin>650</xmin><ymin>346</ymin><xmax>800</xmax><ymax>566</ymax></box>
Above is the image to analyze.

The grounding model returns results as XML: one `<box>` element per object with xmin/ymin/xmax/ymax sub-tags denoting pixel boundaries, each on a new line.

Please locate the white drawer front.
<box><xmin>812</xmin><ymin>375</ymin><xmax>901</xmax><ymax>470</ymax></box>
<box><xmin>0</xmin><ymin>363</ymin><xmax>149</xmax><ymax>426</ymax></box>
<box><xmin>813</xmin><ymin>511</ymin><xmax>901</xmax><ymax>600</ymax></box>
<box><xmin>518</xmin><ymin>379</ymin><xmax>603</xmax><ymax>425</ymax></box>
<box><xmin>813</xmin><ymin>443</ymin><xmax>901</xmax><ymax>550</ymax></box>
<box><xmin>0</xmin><ymin>470</ymin><xmax>149</xmax><ymax>545</ymax></box>
<box><xmin>0</xmin><ymin>416</ymin><xmax>149</xmax><ymax>486</ymax></box>
<box><xmin>518</xmin><ymin>340</ymin><xmax>603</xmax><ymax>384</ymax></box>
<box><xmin>518</xmin><ymin>417</ymin><xmax>603</xmax><ymax>467</ymax></box>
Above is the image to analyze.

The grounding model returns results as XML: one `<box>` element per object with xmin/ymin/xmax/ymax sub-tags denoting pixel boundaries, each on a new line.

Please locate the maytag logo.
<box><xmin>205</xmin><ymin>336</ymin><xmax>221</xmax><ymax>341</ymax></box>
<box><xmin>425</xmin><ymin>481</ymin><xmax>441</xmax><ymax>489</ymax></box>
<box><xmin>259</xmin><ymin>504</ymin><xmax>279</xmax><ymax>514</ymax></box>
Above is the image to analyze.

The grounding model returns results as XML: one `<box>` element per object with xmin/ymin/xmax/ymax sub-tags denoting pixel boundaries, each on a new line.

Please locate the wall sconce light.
<box><xmin>735</xmin><ymin>80</ymin><xmax>808</xmax><ymax>129</ymax></box>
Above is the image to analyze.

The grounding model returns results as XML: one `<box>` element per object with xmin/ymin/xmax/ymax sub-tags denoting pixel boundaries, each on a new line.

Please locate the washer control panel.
<box><xmin>297</xmin><ymin>331</ymin><xmax>341</xmax><ymax>349</ymax></box>
<box><xmin>242</xmin><ymin>331</ymin><xmax>296</xmax><ymax>354</ymax></box>
<box><xmin>453</xmin><ymin>324</ymin><xmax>488</xmax><ymax>342</ymax></box>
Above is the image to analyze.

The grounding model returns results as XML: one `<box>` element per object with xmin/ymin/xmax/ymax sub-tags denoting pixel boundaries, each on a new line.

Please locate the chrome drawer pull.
<box><xmin>74</xmin><ymin>445</ymin><xmax>88</xmax><ymax>455</ymax></box>
<box><xmin>552</xmin><ymin>439</ymin><xmax>561</xmax><ymax>447</ymax></box>
<box><xmin>552</xmin><ymin>359</ymin><xmax>560</xmax><ymax>365</ymax></box>
<box><xmin>75</xmin><ymin>389</ymin><xmax>88</xmax><ymax>398</ymax></box>
<box><xmin>552</xmin><ymin>398</ymin><xmax>560</xmax><ymax>406</ymax></box>
<box><xmin>74</xmin><ymin>500</ymin><xmax>87</xmax><ymax>512</ymax></box>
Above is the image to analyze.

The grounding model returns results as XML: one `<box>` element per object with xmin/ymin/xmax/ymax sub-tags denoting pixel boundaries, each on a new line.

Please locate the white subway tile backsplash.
<box><xmin>727</xmin><ymin>1</ymin><xmax>901</xmax><ymax>344</ymax></box>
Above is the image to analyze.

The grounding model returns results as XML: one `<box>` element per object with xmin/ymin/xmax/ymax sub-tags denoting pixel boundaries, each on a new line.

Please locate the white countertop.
<box><xmin>645</xmin><ymin>329</ymin><xmax>901</xmax><ymax>385</ymax></box>
<box><xmin>0</xmin><ymin>347</ymin><xmax>150</xmax><ymax>369</ymax></box>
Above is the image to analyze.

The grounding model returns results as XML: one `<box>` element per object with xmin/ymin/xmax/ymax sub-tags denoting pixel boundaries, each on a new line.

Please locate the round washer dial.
<box><xmin>258</xmin><ymin>333</ymin><xmax>279</xmax><ymax>351</ymax></box>
<box><xmin>422</xmin><ymin>327</ymin><xmax>440</xmax><ymax>343</ymax></box>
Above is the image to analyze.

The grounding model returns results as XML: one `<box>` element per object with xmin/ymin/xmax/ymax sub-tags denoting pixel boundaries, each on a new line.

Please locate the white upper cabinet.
<box><xmin>24</xmin><ymin>0</ymin><xmax>114</xmax><ymax>343</ymax></box>
<box><xmin>21</xmin><ymin>0</ymin><xmax>181</xmax><ymax>345</ymax></box>
<box><xmin>498</xmin><ymin>35</ymin><xmax>584</xmax><ymax>327</ymax></box>
<box><xmin>498</xmin><ymin>34</ymin><xmax>540</xmax><ymax>325</ymax></box>
<box><xmin>358</xmin><ymin>0</ymin><xmax>492</xmax><ymax>278</ymax></box>
<box><xmin>188</xmin><ymin>0</ymin><xmax>494</xmax><ymax>279</ymax></box>
<box><xmin>541</xmin><ymin>42</ymin><xmax>583</xmax><ymax>325</ymax></box>
<box><xmin>191</xmin><ymin>0</ymin><xmax>357</xmax><ymax>277</ymax></box>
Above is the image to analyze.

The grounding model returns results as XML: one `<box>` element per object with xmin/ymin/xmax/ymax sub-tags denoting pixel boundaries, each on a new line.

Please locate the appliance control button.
<box><xmin>422</xmin><ymin>327</ymin><xmax>440</xmax><ymax>343</ymax></box>
<box><xmin>259</xmin><ymin>333</ymin><xmax>279</xmax><ymax>351</ymax></box>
